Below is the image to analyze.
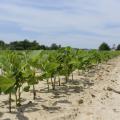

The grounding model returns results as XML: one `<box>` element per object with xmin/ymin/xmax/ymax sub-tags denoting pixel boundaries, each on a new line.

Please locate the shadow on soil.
<box><xmin>1</xmin><ymin>74</ymin><xmax>95</xmax><ymax>119</ymax></box>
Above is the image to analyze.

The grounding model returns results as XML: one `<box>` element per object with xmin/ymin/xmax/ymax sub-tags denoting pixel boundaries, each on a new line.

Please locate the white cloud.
<box><xmin>0</xmin><ymin>0</ymin><xmax>120</xmax><ymax>48</ymax></box>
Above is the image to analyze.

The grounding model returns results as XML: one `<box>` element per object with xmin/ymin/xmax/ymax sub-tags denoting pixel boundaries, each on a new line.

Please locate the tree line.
<box><xmin>0</xmin><ymin>39</ymin><xmax>120</xmax><ymax>50</ymax></box>
<box><xmin>0</xmin><ymin>39</ymin><xmax>61</xmax><ymax>50</ymax></box>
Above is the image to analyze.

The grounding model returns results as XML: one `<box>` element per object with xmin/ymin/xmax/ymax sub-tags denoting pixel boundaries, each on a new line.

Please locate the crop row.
<box><xmin>0</xmin><ymin>47</ymin><xmax>119</xmax><ymax>112</ymax></box>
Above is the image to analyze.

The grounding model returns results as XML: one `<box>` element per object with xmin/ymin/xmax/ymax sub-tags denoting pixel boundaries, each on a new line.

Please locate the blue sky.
<box><xmin>0</xmin><ymin>0</ymin><xmax>120</xmax><ymax>48</ymax></box>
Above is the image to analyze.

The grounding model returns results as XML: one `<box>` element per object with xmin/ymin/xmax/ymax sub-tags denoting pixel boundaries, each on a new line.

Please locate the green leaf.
<box><xmin>0</xmin><ymin>76</ymin><xmax>15</xmax><ymax>93</ymax></box>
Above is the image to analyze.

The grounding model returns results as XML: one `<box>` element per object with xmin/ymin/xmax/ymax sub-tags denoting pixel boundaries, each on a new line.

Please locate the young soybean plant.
<box><xmin>40</xmin><ymin>51</ymin><xmax>59</xmax><ymax>90</ymax></box>
<box><xmin>57</xmin><ymin>47</ymin><xmax>77</xmax><ymax>83</ymax></box>
<box><xmin>0</xmin><ymin>51</ymin><xmax>26</xmax><ymax>112</ymax></box>
<box><xmin>23</xmin><ymin>51</ymin><xmax>42</xmax><ymax>100</ymax></box>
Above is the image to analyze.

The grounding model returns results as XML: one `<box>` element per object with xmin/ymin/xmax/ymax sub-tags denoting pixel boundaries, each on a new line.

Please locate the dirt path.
<box><xmin>75</xmin><ymin>57</ymin><xmax>120</xmax><ymax>120</ymax></box>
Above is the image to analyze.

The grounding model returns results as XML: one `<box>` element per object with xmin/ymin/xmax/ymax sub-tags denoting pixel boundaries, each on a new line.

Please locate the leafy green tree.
<box><xmin>116</xmin><ymin>44</ymin><xmax>120</xmax><ymax>50</ymax></box>
<box><xmin>50</xmin><ymin>43</ymin><xmax>61</xmax><ymax>50</ymax></box>
<box><xmin>99</xmin><ymin>42</ymin><xmax>110</xmax><ymax>51</ymax></box>
<box><xmin>9</xmin><ymin>40</ymin><xmax>41</xmax><ymax>50</ymax></box>
<box><xmin>0</xmin><ymin>40</ymin><xmax>7</xmax><ymax>50</ymax></box>
<box><xmin>40</xmin><ymin>45</ymin><xmax>47</xmax><ymax>50</ymax></box>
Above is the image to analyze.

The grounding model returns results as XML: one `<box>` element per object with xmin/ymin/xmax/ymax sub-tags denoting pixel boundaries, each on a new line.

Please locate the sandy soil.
<box><xmin>1</xmin><ymin>57</ymin><xmax>120</xmax><ymax>120</ymax></box>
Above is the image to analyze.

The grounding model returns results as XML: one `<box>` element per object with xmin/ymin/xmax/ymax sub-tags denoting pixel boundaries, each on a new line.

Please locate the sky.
<box><xmin>0</xmin><ymin>0</ymin><xmax>120</xmax><ymax>48</ymax></box>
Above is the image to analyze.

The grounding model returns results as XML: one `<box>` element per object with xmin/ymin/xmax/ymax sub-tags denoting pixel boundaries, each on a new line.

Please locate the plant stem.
<box><xmin>18</xmin><ymin>86</ymin><xmax>21</xmax><ymax>105</ymax></box>
<box><xmin>51</xmin><ymin>77</ymin><xmax>54</xmax><ymax>89</ymax></box>
<box><xmin>58</xmin><ymin>76</ymin><xmax>61</xmax><ymax>86</ymax></box>
<box><xmin>15</xmin><ymin>92</ymin><xmax>17</xmax><ymax>107</ymax></box>
<box><xmin>9</xmin><ymin>92</ymin><xmax>12</xmax><ymax>113</ymax></box>
<box><xmin>78</xmin><ymin>69</ymin><xmax>80</xmax><ymax>75</ymax></box>
<box><xmin>33</xmin><ymin>84</ymin><xmax>36</xmax><ymax>100</ymax></box>
<box><xmin>65</xmin><ymin>75</ymin><xmax>68</xmax><ymax>83</ymax></box>
<box><xmin>72</xmin><ymin>73</ymin><xmax>74</xmax><ymax>81</ymax></box>
<box><xmin>53</xmin><ymin>77</ymin><xmax>56</xmax><ymax>90</ymax></box>
<box><xmin>47</xmin><ymin>79</ymin><xmax>49</xmax><ymax>92</ymax></box>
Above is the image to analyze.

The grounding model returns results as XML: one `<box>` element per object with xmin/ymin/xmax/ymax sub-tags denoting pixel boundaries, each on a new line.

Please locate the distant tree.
<box><xmin>0</xmin><ymin>39</ymin><xmax>62</xmax><ymax>50</ymax></box>
<box><xmin>30</xmin><ymin>40</ymin><xmax>41</xmax><ymax>50</ymax></box>
<box><xmin>50</xmin><ymin>43</ymin><xmax>61</xmax><ymax>50</ymax></box>
<box><xmin>40</xmin><ymin>45</ymin><xmax>46</xmax><ymax>50</ymax></box>
<box><xmin>0</xmin><ymin>40</ymin><xmax>7</xmax><ymax>50</ymax></box>
<box><xmin>116</xmin><ymin>44</ymin><xmax>120</xmax><ymax>50</ymax></box>
<box><xmin>9</xmin><ymin>41</ymin><xmax>26</xmax><ymax>50</ymax></box>
<box><xmin>9</xmin><ymin>40</ymin><xmax>41</xmax><ymax>50</ymax></box>
<box><xmin>99</xmin><ymin>42</ymin><xmax>110</xmax><ymax>51</ymax></box>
